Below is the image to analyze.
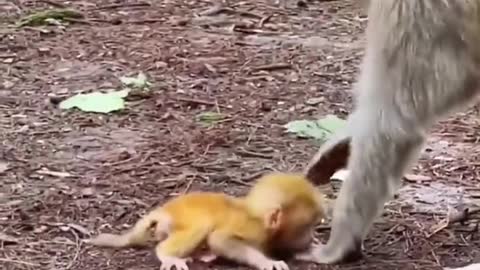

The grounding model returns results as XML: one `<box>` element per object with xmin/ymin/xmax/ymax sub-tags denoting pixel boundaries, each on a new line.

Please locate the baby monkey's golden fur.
<box><xmin>86</xmin><ymin>172</ymin><xmax>327</xmax><ymax>270</ymax></box>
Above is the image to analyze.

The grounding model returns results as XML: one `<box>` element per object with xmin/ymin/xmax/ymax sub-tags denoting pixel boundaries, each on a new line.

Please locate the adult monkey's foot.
<box><xmin>294</xmin><ymin>236</ymin><xmax>362</xmax><ymax>264</ymax></box>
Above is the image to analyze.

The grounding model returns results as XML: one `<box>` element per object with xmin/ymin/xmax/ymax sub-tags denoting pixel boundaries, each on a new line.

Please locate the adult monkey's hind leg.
<box><xmin>303</xmin><ymin>130</ymin><xmax>351</xmax><ymax>186</ymax></box>
<box><xmin>301</xmin><ymin>0</ymin><xmax>480</xmax><ymax>264</ymax></box>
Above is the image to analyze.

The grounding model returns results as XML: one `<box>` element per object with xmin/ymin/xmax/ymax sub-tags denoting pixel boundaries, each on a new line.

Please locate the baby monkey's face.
<box><xmin>284</xmin><ymin>224</ymin><xmax>316</xmax><ymax>251</ymax></box>
<box><xmin>273</xmin><ymin>203</ymin><xmax>325</xmax><ymax>252</ymax></box>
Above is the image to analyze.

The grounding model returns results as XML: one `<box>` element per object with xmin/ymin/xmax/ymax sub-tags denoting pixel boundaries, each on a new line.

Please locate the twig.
<box><xmin>0</xmin><ymin>258</ymin><xmax>40</xmax><ymax>266</ymax></box>
<box><xmin>127</xmin><ymin>19</ymin><xmax>165</xmax><ymax>24</ymax></box>
<box><xmin>94</xmin><ymin>3</ymin><xmax>151</xmax><ymax>11</ymax></box>
<box><xmin>235</xmin><ymin>149</ymin><xmax>274</xmax><ymax>159</ymax></box>
<box><xmin>241</xmin><ymin>171</ymin><xmax>269</xmax><ymax>184</ymax></box>
<box><xmin>0</xmin><ymin>54</ymin><xmax>16</xmax><ymax>59</ymax></box>
<box><xmin>182</xmin><ymin>176</ymin><xmax>195</xmax><ymax>194</ymax></box>
<box><xmin>65</xmin><ymin>228</ymin><xmax>81</xmax><ymax>270</ymax></box>
<box><xmin>63</xmin><ymin>18</ymin><xmax>92</xmax><ymax>25</ymax></box>
<box><xmin>38</xmin><ymin>0</ymin><xmax>66</xmax><ymax>8</ymax></box>
<box><xmin>259</xmin><ymin>15</ymin><xmax>272</xmax><ymax>27</ymax></box>
<box><xmin>228</xmin><ymin>177</ymin><xmax>252</xmax><ymax>187</ymax></box>
<box><xmin>199</xmin><ymin>4</ymin><xmax>225</xmax><ymax>16</ymax></box>
<box><xmin>233</xmin><ymin>27</ymin><xmax>279</xmax><ymax>35</ymax></box>
<box><xmin>200</xmin><ymin>6</ymin><xmax>263</xmax><ymax>19</ymax></box>
<box><xmin>249</xmin><ymin>63</ymin><xmax>292</xmax><ymax>72</ymax></box>
<box><xmin>175</xmin><ymin>97</ymin><xmax>230</xmax><ymax>108</ymax></box>
<box><xmin>431</xmin><ymin>249</ymin><xmax>441</xmax><ymax>266</ymax></box>
<box><xmin>232</xmin><ymin>9</ymin><xmax>263</xmax><ymax>19</ymax></box>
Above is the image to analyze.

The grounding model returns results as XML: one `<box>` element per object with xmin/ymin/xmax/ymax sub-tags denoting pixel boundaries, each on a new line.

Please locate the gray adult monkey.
<box><xmin>297</xmin><ymin>0</ymin><xmax>480</xmax><ymax>264</ymax></box>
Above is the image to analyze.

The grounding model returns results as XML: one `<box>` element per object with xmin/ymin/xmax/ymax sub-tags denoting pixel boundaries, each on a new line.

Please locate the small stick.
<box><xmin>176</xmin><ymin>97</ymin><xmax>230</xmax><ymax>108</ymax></box>
<box><xmin>199</xmin><ymin>4</ymin><xmax>225</xmax><ymax>16</ymax></box>
<box><xmin>94</xmin><ymin>3</ymin><xmax>151</xmax><ymax>11</ymax></box>
<box><xmin>249</xmin><ymin>63</ymin><xmax>292</xmax><ymax>72</ymax></box>
<box><xmin>259</xmin><ymin>15</ymin><xmax>272</xmax><ymax>27</ymax></box>
<box><xmin>235</xmin><ymin>149</ymin><xmax>274</xmax><ymax>159</ymax></box>
<box><xmin>38</xmin><ymin>0</ymin><xmax>66</xmax><ymax>8</ymax></box>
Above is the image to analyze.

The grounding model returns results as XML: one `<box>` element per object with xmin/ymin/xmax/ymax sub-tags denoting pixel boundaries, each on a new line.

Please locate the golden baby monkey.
<box><xmin>86</xmin><ymin>172</ymin><xmax>328</xmax><ymax>270</ymax></box>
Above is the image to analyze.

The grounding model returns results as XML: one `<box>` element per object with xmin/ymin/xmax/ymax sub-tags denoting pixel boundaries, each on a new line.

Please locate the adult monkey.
<box><xmin>298</xmin><ymin>0</ymin><xmax>480</xmax><ymax>264</ymax></box>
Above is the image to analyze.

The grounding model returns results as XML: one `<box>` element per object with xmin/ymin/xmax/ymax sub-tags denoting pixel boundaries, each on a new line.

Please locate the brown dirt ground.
<box><xmin>1</xmin><ymin>1</ymin><xmax>479</xmax><ymax>270</ymax></box>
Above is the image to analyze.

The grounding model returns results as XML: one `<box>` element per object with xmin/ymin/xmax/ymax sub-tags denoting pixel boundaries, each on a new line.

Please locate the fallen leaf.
<box><xmin>17</xmin><ymin>8</ymin><xmax>84</xmax><ymax>27</ymax></box>
<box><xmin>316</xmin><ymin>114</ymin><xmax>347</xmax><ymax>133</ymax></box>
<box><xmin>284</xmin><ymin>114</ymin><xmax>346</xmax><ymax>141</ymax></box>
<box><xmin>59</xmin><ymin>89</ymin><xmax>130</xmax><ymax>113</ymax></box>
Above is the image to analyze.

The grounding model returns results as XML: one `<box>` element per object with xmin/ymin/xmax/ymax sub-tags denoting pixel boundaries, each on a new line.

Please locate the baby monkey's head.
<box><xmin>245</xmin><ymin>172</ymin><xmax>328</xmax><ymax>252</ymax></box>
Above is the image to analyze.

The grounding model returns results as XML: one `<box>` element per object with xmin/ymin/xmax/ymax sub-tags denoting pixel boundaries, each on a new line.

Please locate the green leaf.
<box><xmin>196</xmin><ymin>112</ymin><xmax>225</xmax><ymax>126</ymax></box>
<box><xmin>316</xmin><ymin>114</ymin><xmax>347</xmax><ymax>133</ymax></box>
<box><xmin>120</xmin><ymin>72</ymin><xmax>151</xmax><ymax>89</ymax></box>
<box><xmin>17</xmin><ymin>9</ymin><xmax>84</xmax><ymax>27</ymax></box>
<box><xmin>283</xmin><ymin>114</ymin><xmax>346</xmax><ymax>141</ymax></box>
<box><xmin>59</xmin><ymin>89</ymin><xmax>130</xmax><ymax>113</ymax></box>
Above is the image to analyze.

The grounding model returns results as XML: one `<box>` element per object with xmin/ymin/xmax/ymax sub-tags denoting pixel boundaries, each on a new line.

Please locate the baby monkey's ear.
<box><xmin>264</xmin><ymin>208</ymin><xmax>284</xmax><ymax>231</ymax></box>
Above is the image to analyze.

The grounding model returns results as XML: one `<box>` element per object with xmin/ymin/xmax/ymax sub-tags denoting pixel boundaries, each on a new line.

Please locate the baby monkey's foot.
<box><xmin>159</xmin><ymin>255</ymin><xmax>189</xmax><ymax>270</ymax></box>
<box><xmin>197</xmin><ymin>253</ymin><xmax>218</xmax><ymax>263</ymax></box>
<box><xmin>257</xmin><ymin>259</ymin><xmax>289</xmax><ymax>270</ymax></box>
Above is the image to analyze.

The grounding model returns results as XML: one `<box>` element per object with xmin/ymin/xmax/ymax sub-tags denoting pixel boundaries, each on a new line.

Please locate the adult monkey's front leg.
<box><xmin>300</xmin><ymin>0</ymin><xmax>480</xmax><ymax>264</ymax></box>
<box><xmin>298</xmin><ymin>112</ymin><xmax>426</xmax><ymax>263</ymax></box>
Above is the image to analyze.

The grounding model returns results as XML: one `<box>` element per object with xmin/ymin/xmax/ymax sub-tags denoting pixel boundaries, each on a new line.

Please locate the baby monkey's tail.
<box><xmin>86</xmin><ymin>209</ymin><xmax>166</xmax><ymax>248</ymax></box>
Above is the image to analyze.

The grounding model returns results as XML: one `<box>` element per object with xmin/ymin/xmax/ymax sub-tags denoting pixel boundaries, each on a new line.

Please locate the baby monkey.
<box><xmin>86</xmin><ymin>172</ymin><xmax>327</xmax><ymax>270</ymax></box>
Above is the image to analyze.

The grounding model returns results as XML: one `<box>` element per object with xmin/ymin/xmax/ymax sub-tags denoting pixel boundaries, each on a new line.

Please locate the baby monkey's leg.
<box><xmin>155</xmin><ymin>226</ymin><xmax>210</xmax><ymax>270</ymax></box>
<box><xmin>208</xmin><ymin>230</ymin><xmax>289</xmax><ymax>270</ymax></box>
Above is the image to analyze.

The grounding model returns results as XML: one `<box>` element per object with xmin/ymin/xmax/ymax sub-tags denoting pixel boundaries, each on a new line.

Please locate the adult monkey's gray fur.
<box><xmin>298</xmin><ymin>0</ymin><xmax>480</xmax><ymax>264</ymax></box>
